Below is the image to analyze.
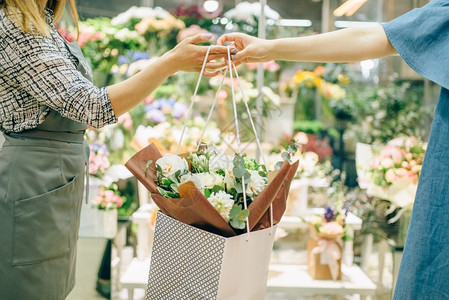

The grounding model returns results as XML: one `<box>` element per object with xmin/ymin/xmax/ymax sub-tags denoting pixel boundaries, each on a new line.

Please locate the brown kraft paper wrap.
<box><xmin>125</xmin><ymin>143</ymin><xmax>298</xmax><ymax>236</ymax></box>
<box><xmin>307</xmin><ymin>228</ymin><xmax>343</xmax><ymax>280</ymax></box>
<box><xmin>251</xmin><ymin>160</ymin><xmax>299</xmax><ymax>231</ymax></box>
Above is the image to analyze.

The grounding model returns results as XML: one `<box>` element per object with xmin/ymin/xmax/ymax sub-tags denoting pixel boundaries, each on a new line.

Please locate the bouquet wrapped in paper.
<box><xmin>366</xmin><ymin>137</ymin><xmax>425</xmax><ymax>222</ymax></box>
<box><xmin>307</xmin><ymin>206</ymin><xmax>348</xmax><ymax>281</ymax></box>
<box><xmin>125</xmin><ymin>143</ymin><xmax>298</xmax><ymax>237</ymax></box>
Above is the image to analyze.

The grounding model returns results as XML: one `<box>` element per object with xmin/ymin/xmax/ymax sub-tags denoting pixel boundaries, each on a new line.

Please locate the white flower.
<box><xmin>111</xmin><ymin>6</ymin><xmax>171</xmax><ymax>26</ymax></box>
<box><xmin>224</xmin><ymin>166</ymin><xmax>236</xmax><ymax>190</ymax></box>
<box><xmin>300</xmin><ymin>152</ymin><xmax>319</xmax><ymax>172</ymax></box>
<box><xmin>190</xmin><ymin>153</ymin><xmax>209</xmax><ymax>172</ymax></box>
<box><xmin>189</xmin><ymin>173</ymin><xmax>224</xmax><ymax>191</ymax></box>
<box><xmin>114</xmin><ymin>28</ymin><xmax>131</xmax><ymax>42</ymax></box>
<box><xmin>208</xmin><ymin>191</ymin><xmax>234</xmax><ymax>222</ymax></box>
<box><xmin>156</xmin><ymin>154</ymin><xmax>188</xmax><ymax>177</ymax></box>
<box><xmin>246</xmin><ymin>170</ymin><xmax>267</xmax><ymax>198</ymax></box>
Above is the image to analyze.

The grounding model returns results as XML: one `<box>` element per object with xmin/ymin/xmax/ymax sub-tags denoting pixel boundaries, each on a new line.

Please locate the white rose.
<box><xmin>246</xmin><ymin>170</ymin><xmax>267</xmax><ymax>198</ymax></box>
<box><xmin>156</xmin><ymin>154</ymin><xmax>188</xmax><ymax>177</ymax></box>
<box><xmin>189</xmin><ymin>173</ymin><xmax>224</xmax><ymax>191</ymax></box>
<box><xmin>208</xmin><ymin>191</ymin><xmax>234</xmax><ymax>222</ymax></box>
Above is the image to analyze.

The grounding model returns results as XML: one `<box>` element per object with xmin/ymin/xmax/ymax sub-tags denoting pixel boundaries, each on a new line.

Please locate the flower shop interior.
<box><xmin>0</xmin><ymin>0</ymin><xmax>435</xmax><ymax>299</ymax></box>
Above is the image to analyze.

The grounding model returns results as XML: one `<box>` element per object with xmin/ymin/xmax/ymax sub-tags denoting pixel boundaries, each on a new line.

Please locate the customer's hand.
<box><xmin>162</xmin><ymin>34</ymin><xmax>229</xmax><ymax>77</ymax></box>
<box><xmin>217</xmin><ymin>33</ymin><xmax>273</xmax><ymax>63</ymax></box>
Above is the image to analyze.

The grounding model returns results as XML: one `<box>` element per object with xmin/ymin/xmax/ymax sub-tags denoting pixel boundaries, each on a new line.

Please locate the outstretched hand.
<box><xmin>217</xmin><ymin>32</ymin><xmax>273</xmax><ymax>64</ymax></box>
<box><xmin>163</xmin><ymin>34</ymin><xmax>231</xmax><ymax>77</ymax></box>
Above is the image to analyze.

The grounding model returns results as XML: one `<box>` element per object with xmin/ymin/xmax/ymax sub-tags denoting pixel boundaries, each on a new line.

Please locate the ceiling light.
<box><xmin>199</xmin><ymin>0</ymin><xmax>223</xmax><ymax>18</ymax></box>
<box><xmin>203</xmin><ymin>0</ymin><xmax>220</xmax><ymax>13</ymax></box>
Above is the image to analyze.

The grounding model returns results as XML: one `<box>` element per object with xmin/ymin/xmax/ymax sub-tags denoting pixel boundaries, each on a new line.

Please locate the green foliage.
<box><xmin>229</xmin><ymin>205</ymin><xmax>250</xmax><ymax>230</ymax></box>
<box><xmin>347</xmin><ymin>81</ymin><xmax>431</xmax><ymax>144</ymax></box>
<box><xmin>145</xmin><ymin>160</ymin><xmax>153</xmax><ymax>176</ymax></box>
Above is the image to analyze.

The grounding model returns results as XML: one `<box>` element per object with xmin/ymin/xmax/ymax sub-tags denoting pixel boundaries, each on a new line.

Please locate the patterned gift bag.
<box><xmin>146</xmin><ymin>212</ymin><xmax>277</xmax><ymax>300</ymax></box>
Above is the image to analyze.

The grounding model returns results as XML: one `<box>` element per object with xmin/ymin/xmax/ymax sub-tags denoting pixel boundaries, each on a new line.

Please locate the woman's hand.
<box><xmin>162</xmin><ymin>34</ymin><xmax>229</xmax><ymax>77</ymax></box>
<box><xmin>217</xmin><ymin>33</ymin><xmax>273</xmax><ymax>63</ymax></box>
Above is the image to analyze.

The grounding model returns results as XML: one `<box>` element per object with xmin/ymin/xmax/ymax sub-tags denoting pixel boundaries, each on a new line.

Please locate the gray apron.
<box><xmin>0</xmin><ymin>34</ymin><xmax>94</xmax><ymax>299</ymax></box>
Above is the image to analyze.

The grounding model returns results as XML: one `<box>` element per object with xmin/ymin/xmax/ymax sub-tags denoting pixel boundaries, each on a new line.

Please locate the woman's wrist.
<box><xmin>158</xmin><ymin>52</ymin><xmax>179</xmax><ymax>76</ymax></box>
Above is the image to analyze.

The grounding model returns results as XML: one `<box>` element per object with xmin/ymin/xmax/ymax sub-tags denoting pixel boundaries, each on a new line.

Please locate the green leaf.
<box><xmin>235</xmin><ymin>183</ymin><xmax>243</xmax><ymax>193</ymax></box>
<box><xmin>233</xmin><ymin>166</ymin><xmax>246</xmax><ymax>178</ymax></box>
<box><xmin>244</xmin><ymin>171</ymin><xmax>251</xmax><ymax>184</ymax></box>
<box><xmin>204</xmin><ymin>189</ymin><xmax>212</xmax><ymax>199</ymax></box>
<box><xmin>281</xmin><ymin>152</ymin><xmax>290</xmax><ymax>160</ymax></box>
<box><xmin>145</xmin><ymin>160</ymin><xmax>153</xmax><ymax>176</ymax></box>
<box><xmin>275</xmin><ymin>161</ymin><xmax>283</xmax><ymax>170</ymax></box>
<box><xmin>211</xmin><ymin>185</ymin><xmax>224</xmax><ymax>193</ymax></box>
<box><xmin>287</xmin><ymin>144</ymin><xmax>298</xmax><ymax>154</ymax></box>
<box><xmin>233</xmin><ymin>156</ymin><xmax>245</xmax><ymax>167</ymax></box>
<box><xmin>170</xmin><ymin>183</ymin><xmax>179</xmax><ymax>193</ymax></box>
<box><xmin>229</xmin><ymin>205</ymin><xmax>250</xmax><ymax>229</ymax></box>
<box><xmin>157</xmin><ymin>187</ymin><xmax>179</xmax><ymax>198</ymax></box>
<box><xmin>290</xmin><ymin>139</ymin><xmax>296</xmax><ymax>143</ymax></box>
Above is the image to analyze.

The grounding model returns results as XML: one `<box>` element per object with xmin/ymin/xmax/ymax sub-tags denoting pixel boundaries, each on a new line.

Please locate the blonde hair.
<box><xmin>1</xmin><ymin>0</ymin><xmax>79</xmax><ymax>36</ymax></box>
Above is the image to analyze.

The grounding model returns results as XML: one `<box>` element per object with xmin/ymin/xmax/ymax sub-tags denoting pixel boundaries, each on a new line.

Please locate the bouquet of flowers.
<box><xmin>367</xmin><ymin>137</ymin><xmax>425</xmax><ymax>214</ymax></box>
<box><xmin>125</xmin><ymin>142</ymin><xmax>298</xmax><ymax>237</ymax></box>
<box><xmin>94</xmin><ymin>186</ymin><xmax>124</xmax><ymax>210</ymax></box>
<box><xmin>307</xmin><ymin>205</ymin><xmax>348</xmax><ymax>281</ymax></box>
<box><xmin>308</xmin><ymin>206</ymin><xmax>348</xmax><ymax>240</ymax></box>
<box><xmin>88</xmin><ymin>142</ymin><xmax>111</xmax><ymax>178</ymax></box>
<box><xmin>155</xmin><ymin>146</ymin><xmax>270</xmax><ymax>230</ymax></box>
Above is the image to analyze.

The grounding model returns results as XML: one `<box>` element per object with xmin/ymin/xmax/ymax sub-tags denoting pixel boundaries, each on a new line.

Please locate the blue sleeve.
<box><xmin>382</xmin><ymin>0</ymin><xmax>449</xmax><ymax>89</ymax></box>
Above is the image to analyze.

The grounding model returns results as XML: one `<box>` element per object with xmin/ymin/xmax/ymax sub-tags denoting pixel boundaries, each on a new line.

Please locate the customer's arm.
<box><xmin>218</xmin><ymin>25</ymin><xmax>396</xmax><ymax>63</ymax></box>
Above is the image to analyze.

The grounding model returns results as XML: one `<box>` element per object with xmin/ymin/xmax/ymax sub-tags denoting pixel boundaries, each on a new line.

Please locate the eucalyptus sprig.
<box><xmin>275</xmin><ymin>139</ymin><xmax>301</xmax><ymax>170</ymax></box>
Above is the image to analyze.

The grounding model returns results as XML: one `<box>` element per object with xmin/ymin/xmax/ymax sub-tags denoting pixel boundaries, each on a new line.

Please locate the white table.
<box><xmin>267</xmin><ymin>264</ymin><xmax>376</xmax><ymax>299</ymax></box>
<box><xmin>120</xmin><ymin>258</ymin><xmax>151</xmax><ymax>300</ymax></box>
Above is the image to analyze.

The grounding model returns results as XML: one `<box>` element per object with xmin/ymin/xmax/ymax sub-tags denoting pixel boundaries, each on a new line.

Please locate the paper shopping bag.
<box><xmin>146</xmin><ymin>212</ymin><xmax>277</xmax><ymax>300</ymax></box>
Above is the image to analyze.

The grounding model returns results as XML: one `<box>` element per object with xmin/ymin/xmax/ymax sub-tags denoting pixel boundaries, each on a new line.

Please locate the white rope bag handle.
<box><xmin>177</xmin><ymin>45</ymin><xmax>274</xmax><ymax>237</ymax></box>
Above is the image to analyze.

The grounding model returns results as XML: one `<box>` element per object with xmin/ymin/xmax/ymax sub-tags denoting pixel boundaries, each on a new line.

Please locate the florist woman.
<box><xmin>219</xmin><ymin>0</ymin><xmax>449</xmax><ymax>298</ymax></box>
<box><xmin>0</xmin><ymin>0</ymin><xmax>228</xmax><ymax>299</ymax></box>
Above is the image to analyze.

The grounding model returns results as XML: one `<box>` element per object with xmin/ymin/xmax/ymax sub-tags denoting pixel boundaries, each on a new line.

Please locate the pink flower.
<box><xmin>322</xmin><ymin>222</ymin><xmax>344</xmax><ymax>235</ymax></box>
<box><xmin>145</xmin><ymin>96</ymin><xmax>154</xmax><ymax>105</ymax></box>
<box><xmin>395</xmin><ymin>168</ymin><xmax>408</xmax><ymax>178</ymax></box>
<box><xmin>381</xmin><ymin>158</ymin><xmax>394</xmax><ymax>169</ymax></box>
<box><xmin>381</xmin><ymin>146</ymin><xmax>406</xmax><ymax>164</ymax></box>
<box><xmin>245</xmin><ymin>60</ymin><xmax>280</xmax><ymax>72</ymax></box>
<box><xmin>407</xmin><ymin>172</ymin><xmax>419</xmax><ymax>184</ymax></box>
<box><xmin>177</xmin><ymin>25</ymin><xmax>213</xmax><ymax>42</ymax></box>
<box><xmin>118</xmin><ymin>112</ymin><xmax>133</xmax><ymax>131</ymax></box>
<box><xmin>113</xmin><ymin>195</ymin><xmax>123</xmax><ymax>208</ymax></box>
<box><xmin>217</xmin><ymin>90</ymin><xmax>228</xmax><ymax>100</ymax></box>
<box><xmin>411</xmin><ymin>165</ymin><xmax>422</xmax><ymax>173</ymax></box>
<box><xmin>93</xmin><ymin>196</ymin><xmax>103</xmax><ymax>205</ymax></box>
<box><xmin>385</xmin><ymin>169</ymin><xmax>397</xmax><ymax>183</ymax></box>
